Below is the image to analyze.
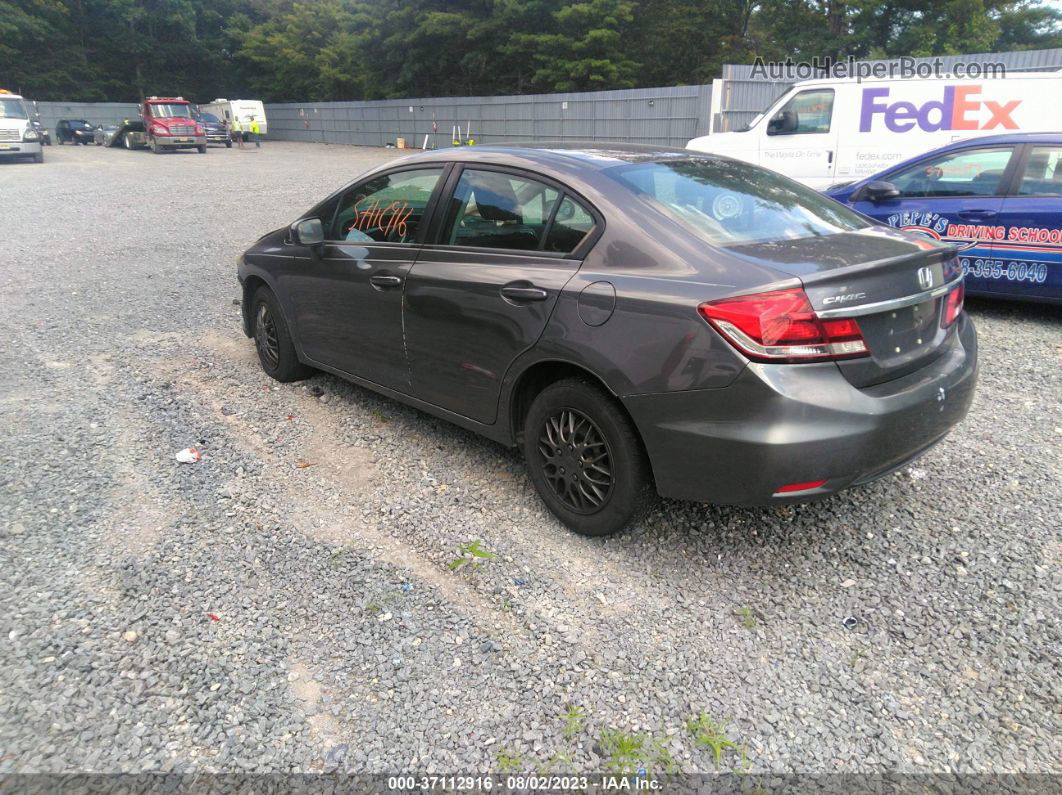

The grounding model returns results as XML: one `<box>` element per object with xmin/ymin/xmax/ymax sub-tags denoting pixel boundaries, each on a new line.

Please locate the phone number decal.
<box><xmin>960</xmin><ymin>257</ymin><xmax>1049</xmax><ymax>283</ymax></box>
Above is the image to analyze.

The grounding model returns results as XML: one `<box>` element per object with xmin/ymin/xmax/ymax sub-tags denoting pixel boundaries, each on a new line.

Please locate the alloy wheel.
<box><xmin>254</xmin><ymin>303</ymin><xmax>280</xmax><ymax>370</ymax></box>
<box><xmin>537</xmin><ymin>408</ymin><xmax>614</xmax><ymax>513</ymax></box>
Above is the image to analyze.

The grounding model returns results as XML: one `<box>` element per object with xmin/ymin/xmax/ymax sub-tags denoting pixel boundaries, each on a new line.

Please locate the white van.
<box><xmin>687</xmin><ymin>72</ymin><xmax>1062</xmax><ymax>188</ymax></box>
<box><xmin>200</xmin><ymin>98</ymin><xmax>267</xmax><ymax>138</ymax></box>
<box><xmin>0</xmin><ymin>89</ymin><xmax>43</xmax><ymax>163</ymax></box>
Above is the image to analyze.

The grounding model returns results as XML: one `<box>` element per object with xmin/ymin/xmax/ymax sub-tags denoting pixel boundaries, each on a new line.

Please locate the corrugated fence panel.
<box><xmin>263</xmin><ymin>84</ymin><xmax>713</xmax><ymax>148</ymax></box>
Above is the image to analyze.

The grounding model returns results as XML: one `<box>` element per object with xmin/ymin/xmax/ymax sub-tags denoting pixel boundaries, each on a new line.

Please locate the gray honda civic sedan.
<box><xmin>237</xmin><ymin>144</ymin><xmax>977</xmax><ymax>536</ymax></box>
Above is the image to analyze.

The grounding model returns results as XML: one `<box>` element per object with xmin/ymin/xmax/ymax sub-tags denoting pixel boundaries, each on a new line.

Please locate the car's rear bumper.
<box><xmin>624</xmin><ymin>314</ymin><xmax>978</xmax><ymax>505</ymax></box>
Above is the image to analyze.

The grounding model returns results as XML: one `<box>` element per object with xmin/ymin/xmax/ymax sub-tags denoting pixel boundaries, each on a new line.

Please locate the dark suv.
<box><xmin>56</xmin><ymin>119</ymin><xmax>95</xmax><ymax>145</ymax></box>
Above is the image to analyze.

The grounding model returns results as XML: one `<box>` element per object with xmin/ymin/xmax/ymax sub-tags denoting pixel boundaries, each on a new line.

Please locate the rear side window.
<box><xmin>441</xmin><ymin>169</ymin><xmax>567</xmax><ymax>251</ymax></box>
<box><xmin>332</xmin><ymin>168</ymin><xmax>443</xmax><ymax>243</ymax></box>
<box><xmin>1016</xmin><ymin>146</ymin><xmax>1062</xmax><ymax>196</ymax></box>
<box><xmin>607</xmin><ymin>159</ymin><xmax>868</xmax><ymax>246</ymax></box>
<box><xmin>767</xmin><ymin>89</ymin><xmax>834</xmax><ymax>135</ymax></box>
<box><xmin>545</xmin><ymin>197</ymin><xmax>595</xmax><ymax>253</ymax></box>
<box><xmin>889</xmin><ymin>147</ymin><xmax>1014</xmax><ymax>198</ymax></box>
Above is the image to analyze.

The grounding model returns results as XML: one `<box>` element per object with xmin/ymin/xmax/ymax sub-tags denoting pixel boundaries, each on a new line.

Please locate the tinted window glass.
<box><xmin>607</xmin><ymin>159</ymin><xmax>869</xmax><ymax>246</ymax></box>
<box><xmin>443</xmin><ymin>169</ymin><xmax>561</xmax><ymax>251</ymax></box>
<box><xmin>332</xmin><ymin>168</ymin><xmax>443</xmax><ymax>243</ymax></box>
<box><xmin>545</xmin><ymin>197</ymin><xmax>595</xmax><ymax>253</ymax></box>
<box><xmin>1017</xmin><ymin>146</ymin><xmax>1062</xmax><ymax>196</ymax></box>
<box><xmin>767</xmin><ymin>90</ymin><xmax>834</xmax><ymax>135</ymax></box>
<box><xmin>890</xmin><ymin>147</ymin><xmax>1013</xmax><ymax>198</ymax></box>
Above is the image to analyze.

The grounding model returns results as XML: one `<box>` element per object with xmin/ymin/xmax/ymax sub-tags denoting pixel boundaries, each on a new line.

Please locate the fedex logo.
<box><xmin>859</xmin><ymin>86</ymin><xmax>1020</xmax><ymax>133</ymax></box>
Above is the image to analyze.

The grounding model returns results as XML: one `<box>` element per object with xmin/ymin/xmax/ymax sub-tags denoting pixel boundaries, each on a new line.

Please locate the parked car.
<box><xmin>688</xmin><ymin>72</ymin><xmax>1062</xmax><ymax>188</ymax></box>
<box><xmin>56</xmin><ymin>119</ymin><xmax>96</xmax><ymax>145</ymax></box>
<box><xmin>237</xmin><ymin>145</ymin><xmax>977</xmax><ymax>535</ymax></box>
<box><xmin>191</xmin><ymin>108</ymin><xmax>231</xmax><ymax>147</ymax></box>
<box><xmin>825</xmin><ymin>132</ymin><xmax>1062</xmax><ymax>304</ymax></box>
<box><xmin>93</xmin><ymin>124</ymin><xmax>120</xmax><ymax>146</ymax></box>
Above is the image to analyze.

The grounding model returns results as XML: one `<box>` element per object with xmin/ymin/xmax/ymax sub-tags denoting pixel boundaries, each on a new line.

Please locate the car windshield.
<box><xmin>606</xmin><ymin>159</ymin><xmax>870</xmax><ymax>246</ymax></box>
<box><xmin>0</xmin><ymin>98</ymin><xmax>29</xmax><ymax>119</ymax></box>
<box><xmin>200</xmin><ymin>112</ymin><xmax>221</xmax><ymax>124</ymax></box>
<box><xmin>149</xmin><ymin>103</ymin><xmax>192</xmax><ymax>118</ymax></box>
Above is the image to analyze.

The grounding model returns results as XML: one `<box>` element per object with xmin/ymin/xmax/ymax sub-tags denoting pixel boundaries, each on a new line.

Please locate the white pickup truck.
<box><xmin>0</xmin><ymin>89</ymin><xmax>43</xmax><ymax>163</ymax></box>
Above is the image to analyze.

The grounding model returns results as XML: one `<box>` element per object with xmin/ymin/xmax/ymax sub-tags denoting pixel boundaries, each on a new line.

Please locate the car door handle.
<box><xmin>500</xmin><ymin>285</ymin><xmax>549</xmax><ymax>302</ymax></box>
<box><xmin>957</xmin><ymin>209</ymin><xmax>997</xmax><ymax>220</ymax></box>
<box><xmin>369</xmin><ymin>274</ymin><xmax>403</xmax><ymax>289</ymax></box>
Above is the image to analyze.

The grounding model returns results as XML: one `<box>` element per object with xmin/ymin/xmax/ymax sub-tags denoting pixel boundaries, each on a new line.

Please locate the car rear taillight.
<box><xmin>774</xmin><ymin>480</ymin><xmax>827</xmax><ymax>494</ymax></box>
<box><xmin>942</xmin><ymin>284</ymin><xmax>964</xmax><ymax>327</ymax></box>
<box><xmin>698</xmin><ymin>287</ymin><xmax>869</xmax><ymax>363</ymax></box>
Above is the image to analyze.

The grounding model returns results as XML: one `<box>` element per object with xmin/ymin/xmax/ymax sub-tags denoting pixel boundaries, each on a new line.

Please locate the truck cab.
<box><xmin>136</xmin><ymin>97</ymin><xmax>206</xmax><ymax>153</ymax></box>
<box><xmin>0</xmin><ymin>90</ymin><xmax>43</xmax><ymax>163</ymax></box>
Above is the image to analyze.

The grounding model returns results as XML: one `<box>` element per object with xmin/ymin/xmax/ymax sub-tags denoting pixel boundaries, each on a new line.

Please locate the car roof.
<box><xmin>391</xmin><ymin>142</ymin><xmax>715</xmax><ymax>171</ymax></box>
<box><xmin>942</xmin><ymin>132</ymin><xmax>1062</xmax><ymax>146</ymax></box>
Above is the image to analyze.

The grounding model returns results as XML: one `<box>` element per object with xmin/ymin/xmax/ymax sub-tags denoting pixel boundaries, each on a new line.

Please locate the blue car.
<box><xmin>825</xmin><ymin>133</ymin><xmax>1062</xmax><ymax>304</ymax></box>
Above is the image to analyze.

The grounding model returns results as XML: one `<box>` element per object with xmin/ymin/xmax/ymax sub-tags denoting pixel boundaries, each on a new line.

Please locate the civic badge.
<box><xmin>918</xmin><ymin>266</ymin><xmax>934</xmax><ymax>290</ymax></box>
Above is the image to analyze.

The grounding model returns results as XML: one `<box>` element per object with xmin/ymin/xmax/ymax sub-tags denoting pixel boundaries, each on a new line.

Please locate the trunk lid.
<box><xmin>725</xmin><ymin>228</ymin><xmax>963</xmax><ymax>387</ymax></box>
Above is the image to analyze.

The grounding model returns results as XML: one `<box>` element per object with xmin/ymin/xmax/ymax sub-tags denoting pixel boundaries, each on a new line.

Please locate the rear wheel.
<box><xmin>523</xmin><ymin>378</ymin><xmax>652</xmax><ymax>536</ymax></box>
<box><xmin>251</xmin><ymin>286</ymin><xmax>312</xmax><ymax>383</ymax></box>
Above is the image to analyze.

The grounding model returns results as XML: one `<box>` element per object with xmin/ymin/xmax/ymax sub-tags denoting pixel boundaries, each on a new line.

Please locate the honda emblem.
<box><xmin>917</xmin><ymin>266</ymin><xmax>934</xmax><ymax>290</ymax></box>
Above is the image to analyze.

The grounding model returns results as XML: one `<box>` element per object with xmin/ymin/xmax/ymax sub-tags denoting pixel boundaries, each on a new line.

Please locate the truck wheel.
<box><xmin>151</xmin><ymin>138</ymin><xmax>164</xmax><ymax>154</ymax></box>
<box><xmin>197</xmin><ymin>145</ymin><xmax>207</xmax><ymax>154</ymax></box>
<box><xmin>124</xmin><ymin>133</ymin><xmax>134</xmax><ymax>150</ymax></box>
<box><xmin>225</xmin><ymin>141</ymin><xmax>232</xmax><ymax>149</ymax></box>
<box><xmin>33</xmin><ymin>151</ymin><xmax>44</xmax><ymax>164</ymax></box>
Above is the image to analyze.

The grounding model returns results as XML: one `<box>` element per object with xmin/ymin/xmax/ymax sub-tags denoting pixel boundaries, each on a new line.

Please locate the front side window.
<box><xmin>332</xmin><ymin>168</ymin><xmax>443</xmax><ymax>243</ymax></box>
<box><xmin>442</xmin><ymin>169</ymin><xmax>567</xmax><ymax>251</ymax></box>
<box><xmin>889</xmin><ymin>147</ymin><xmax>1014</xmax><ymax>198</ymax></box>
<box><xmin>1016</xmin><ymin>146</ymin><xmax>1062</xmax><ymax>196</ymax></box>
<box><xmin>0</xmin><ymin>98</ymin><xmax>28</xmax><ymax>120</ymax></box>
<box><xmin>766</xmin><ymin>90</ymin><xmax>834</xmax><ymax>136</ymax></box>
<box><xmin>607</xmin><ymin>158</ymin><xmax>869</xmax><ymax>246</ymax></box>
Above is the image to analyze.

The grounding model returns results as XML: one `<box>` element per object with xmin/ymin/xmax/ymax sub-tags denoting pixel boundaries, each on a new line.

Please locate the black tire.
<box><xmin>33</xmin><ymin>151</ymin><xmax>43</xmax><ymax>164</ymax></box>
<box><xmin>197</xmin><ymin>144</ymin><xmax>207</xmax><ymax>153</ymax></box>
<box><xmin>523</xmin><ymin>378</ymin><xmax>653</xmax><ymax>536</ymax></box>
<box><xmin>251</xmin><ymin>286</ymin><xmax>312</xmax><ymax>382</ymax></box>
<box><xmin>225</xmin><ymin>141</ymin><xmax>232</xmax><ymax>148</ymax></box>
<box><xmin>124</xmin><ymin>133</ymin><xmax>134</xmax><ymax>150</ymax></box>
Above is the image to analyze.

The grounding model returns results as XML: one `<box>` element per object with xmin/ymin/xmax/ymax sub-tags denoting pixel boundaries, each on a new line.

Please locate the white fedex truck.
<box><xmin>200</xmin><ymin>98</ymin><xmax>267</xmax><ymax>139</ymax></box>
<box><xmin>687</xmin><ymin>72</ymin><xmax>1062</xmax><ymax>188</ymax></box>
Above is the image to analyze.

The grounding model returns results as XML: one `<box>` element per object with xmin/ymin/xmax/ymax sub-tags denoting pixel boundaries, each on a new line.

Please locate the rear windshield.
<box><xmin>606</xmin><ymin>159</ymin><xmax>870</xmax><ymax>246</ymax></box>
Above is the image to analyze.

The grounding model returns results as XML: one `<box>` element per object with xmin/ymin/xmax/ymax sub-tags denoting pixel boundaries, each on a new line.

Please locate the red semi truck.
<box><xmin>112</xmin><ymin>96</ymin><xmax>207</xmax><ymax>153</ymax></box>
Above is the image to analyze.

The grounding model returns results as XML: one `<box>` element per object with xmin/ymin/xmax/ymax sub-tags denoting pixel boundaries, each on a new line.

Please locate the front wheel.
<box><xmin>251</xmin><ymin>287</ymin><xmax>312</xmax><ymax>383</ymax></box>
<box><xmin>32</xmin><ymin>151</ymin><xmax>43</xmax><ymax>163</ymax></box>
<box><xmin>124</xmin><ymin>133</ymin><xmax>135</xmax><ymax>150</ymax></box>
<box><xmin>225</xmin><ymin>141</ymin><xmax>232</xmax><ymax>148</ymax></box>
<box><xmin>150</xmin><ymin>138</ymin><xmax>164</xmax><ymax>154</ymax></box>
<box><xmin>197</xmin><ymin>144</ymin><xmax>207</xmax><ymax>153</ymax></box>
<box><xmin>523</xmin><ymin>378</ymin><xmax>653</xmax><ymax>536</ymax></box>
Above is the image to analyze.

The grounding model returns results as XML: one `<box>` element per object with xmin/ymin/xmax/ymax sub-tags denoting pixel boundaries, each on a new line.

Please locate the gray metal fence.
<box><xmin>713</xmin><ymin>47</ymin><xmax>1062</xmax><ymax>132</ymax></box>
<box><xmin>265</xmin><ymin>84</ymin><xmax>712</xmax><ymax>148</ymax></box>
<box><xmin>33</xmin><ymin>101</ymin><xmax>140</xmax><ymax>135</ymax></box>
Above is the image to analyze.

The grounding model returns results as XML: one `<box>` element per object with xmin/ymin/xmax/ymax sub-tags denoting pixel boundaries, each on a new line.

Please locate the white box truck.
<box><xmin>200</xmin><ymin>98</ymin><xmax>267</xmax><ymax>141</ymax></box>
<box><xmin>0</xmin><ymin>89</ymin><xmax>43</xmax><ymax>163</ymax></box>
<box><xmin>687</xmin><ymin>71</ymin><xmax>1062</xmax><ymax>188</ymax></box>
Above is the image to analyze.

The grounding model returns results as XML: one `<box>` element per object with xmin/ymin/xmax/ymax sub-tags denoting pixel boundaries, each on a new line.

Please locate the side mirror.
<box><xmin>860</xmin><ymin>180</ymin><xmax>901</xmax><ymax>202</ymax></box>
<box><xmin>291</xmin><ymin>218</ymin><xmax>324</xmax><ymax>246</ymax></box>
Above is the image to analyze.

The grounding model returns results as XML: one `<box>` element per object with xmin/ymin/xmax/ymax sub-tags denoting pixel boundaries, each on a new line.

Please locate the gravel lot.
<box><xmin>1</xmin><ymin>141</ymin><xmax>1059</xmax><ymax>778</ymax></box>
